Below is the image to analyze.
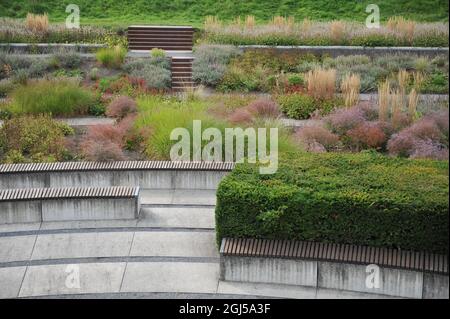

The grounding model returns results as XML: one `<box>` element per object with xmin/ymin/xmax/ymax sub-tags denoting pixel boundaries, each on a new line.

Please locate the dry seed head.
<box><xmin>341</xmin><ymin>73</ymin><xmax>360</xmax><ymax>107</ymax></box>
<box><xmin>245</xmin><ymin>15</ymin><xmax>256</xmax><ymax>29</ymax></box>
<box><xmin>305</xmin><ymin>68</ymin><xmax>337</xmax><ymax>100</ymax></box>
<box><xmin>408</xmin><ymin>88</ymin><xmax>419</xmax><ymax>121</ymax></box>
<box><xmin>25</xmin><ymin>13</ymin><xmax>49</xmax><ymax>33</ymax></box>
<box><xmin>378</xmin><ymin>80</ymin><xmax>390</xmax><ymax>122</ymax></box>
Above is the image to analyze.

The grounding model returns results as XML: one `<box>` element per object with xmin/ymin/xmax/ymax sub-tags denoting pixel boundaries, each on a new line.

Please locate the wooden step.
<box><xmin>128</xmin><ymin>35</ymin><xmax>193</xmax><ymax>40</ymax></box>
<box><xmin>129</xmin><ymin>41</ymin><xmax>193</xmax><ymax>46</ymax></box>
<box><xmin>128</xmin><ymin>31</ymin><xmax>194</xmax><ymax>36</ymax></box>
<box><xmin>129</xmin><ymin>45</ymin><xmax>193</xmax><ymax>50</ymax></box>
<box><xmin>171</xmin><ymin>67</ymin><xmax>192</xmax><ymax>72</ymax></box>
<box><xmin>171</xmin><ymin>72</ymin><xmax>192</xmax><ymax>77</ymax></box>
<box><xmin>128</xmin><ymin>26</ymin><xmax>194</xmax><ymax>31</ymax></box>
<box><xmin>172</xmin><ymin>58</ymin><xmax>194</xmax><ymax>63</ymax></box>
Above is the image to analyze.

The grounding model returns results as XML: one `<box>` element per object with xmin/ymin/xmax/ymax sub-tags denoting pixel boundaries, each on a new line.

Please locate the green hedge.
<box><xmin>215</xmin><ymin>151</ymin><xmax>449</xmax><ymax>253</ymax></box>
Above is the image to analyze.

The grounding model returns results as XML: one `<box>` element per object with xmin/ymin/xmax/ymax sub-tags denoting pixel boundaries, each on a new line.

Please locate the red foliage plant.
<box><xmin>410</xmin><ymin>139</ymin><xmax>449</xmax><ymax>160</ymax></box>
<box><xmin>228</xmin><ymin>108</ymin><xmax>253</xmax><ymax>125</ymax></box>
<box><xmin>295</xmin><ymin>125</ymin><xmax>340</xmax><ymax>152</ymax></box>
<box><xmin>347</xmin><ymin>121</ymin><xmax>388</xmax><ymax>150</ymax></box>
<box><xmin>325</xmin><ymin>106</ymin><xmax>366</xmax><ymax>135</ymax></box>
<box><xmin>128</xmin><ymin>76</ymin><xmax>148</xmax><ymax>93</ymax></box>
<box><xmin>81</xmin><ymin>139</ymin><xmax>126</xmax><ymax>161</ymax></box>
<box><xmin>387</xmin><ymin>116</ymin><xmax>448</xmax><ymax>159</ymax></box>
<box><xmin>425</xmin><ymin>110</ymin><xmax>449</xmax><ymax>138</ymax></box>
<box><xmin>246</xmin><ymin>98</ymin><xmax>280</xmax><ymax>119</ymax></box>
<box><xmin>106</xmin><ymin>96</ymin><xmax>137</xmax><ymax>119</ymax></box>
<box><xmin>357</xmin><ymin>101</ymin><xmax>379</xmax><ymax>121</ymax></box>
<box><xmin>80</xmin><ymin>124</ymin><xmax>127</xmax><ymax>161</ymax></box>
<box><xmin>283</xmin><ymin>84</ymin><xmax>306</xmax><ymax>94</ymax></box>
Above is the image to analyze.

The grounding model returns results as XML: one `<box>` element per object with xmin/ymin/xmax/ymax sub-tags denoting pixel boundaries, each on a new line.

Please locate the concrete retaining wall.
<box><xmin>220</xmin><ymin>256</ymin><xmax>449</xmax><ymax>299</ymax></box>
<box><xmin>0</xmin><ymin>43</ymin><xmax>106</xmax><ymax>54</ymax></box>
<box><xmin>0</xmin><ymin>170</ymin><xmax>229</xmax><ymax>190</ymax></box>
<box><xmin>0</xmin><ymin>197</ymin><xmax>140</xmax><ymax>224</ymax></box>
<box><xmin>239</xmin><ymin>45</ymin><xmax>449</xmax><ymax>57</ymax></box>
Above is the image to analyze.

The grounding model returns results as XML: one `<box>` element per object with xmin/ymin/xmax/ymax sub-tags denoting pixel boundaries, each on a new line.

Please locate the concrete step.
<box><xmin>0</xmin><ymin>230</ymin><xmax>217</xmax><ymax>264</ymax></box>
<box><xmin>138</xmin><ymin>206</ymin><xmax>215</xmax><ymax>229</ymax></box>
<box><xmin>5</xmin><ymin>261</ymin><xmax>219</xmax><ymax>298</ymax></box>
<box><xmin>139</xmin><ymin>189</ymin><xmax>216</xmax><ymax>206</ymax></box>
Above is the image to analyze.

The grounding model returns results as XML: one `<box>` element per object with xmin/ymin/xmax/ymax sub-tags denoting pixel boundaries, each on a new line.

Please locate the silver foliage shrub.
<box><xmin>192</xmin><ymin>45</ymin><xmax>241</xmax><ymax>87</ymax></box>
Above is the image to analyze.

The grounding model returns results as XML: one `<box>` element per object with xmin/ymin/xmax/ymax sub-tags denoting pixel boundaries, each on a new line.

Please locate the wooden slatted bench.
<box><xmin>0</xmin><ymin>186</ymin><xmax>140</xmax><ymax>224</ymax></box>
<box><xmin>0</xmin><ymin>161</ymin><xmax>235</xmax><ymax>190</ymax></box>
<box><xmin>219</xmin><ymin>238</ymin><xmax>449</xmax><ymax>299</ymax></box>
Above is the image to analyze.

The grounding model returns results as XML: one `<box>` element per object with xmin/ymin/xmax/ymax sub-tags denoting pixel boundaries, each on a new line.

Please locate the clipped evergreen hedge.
<box><xmin>215</xmin><ymin>152</ymin><xmax>449</xmax><ymax>254</ymax></box>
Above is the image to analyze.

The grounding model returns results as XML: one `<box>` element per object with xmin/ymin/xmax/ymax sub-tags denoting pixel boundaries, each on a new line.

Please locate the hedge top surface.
<box><xmin>225</xmin><ymin>152</ymin><xmax>449</xmax><ymax>208</ymax></box>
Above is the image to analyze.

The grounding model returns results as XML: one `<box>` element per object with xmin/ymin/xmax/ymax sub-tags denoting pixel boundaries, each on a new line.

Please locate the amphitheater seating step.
<box><xmin>128</xmin><ymin>25</ymin><xmax>194</xmax><ymax>51</ymax></box>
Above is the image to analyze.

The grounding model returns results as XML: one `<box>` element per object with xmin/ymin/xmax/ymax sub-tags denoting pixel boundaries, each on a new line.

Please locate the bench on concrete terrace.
<box><xmin>0</xmin><ymin>161</ymin><xmax>235</xmax><ymax>190</ymax></box>
<box><xmin>219</xmin><ymin>238</ymin><xmax>449</xmax><ymax>299</ymax></box>
<box><xmin>0</xmin><ymin>186</ymin><xmax>140</xmax><ymax>224</ymax></box>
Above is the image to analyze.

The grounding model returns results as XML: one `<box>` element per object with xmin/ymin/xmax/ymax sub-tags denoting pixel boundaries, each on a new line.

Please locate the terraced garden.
<box><xmin>0</xmin><ymin>3</ymin><xmax>449</xmax><ymax>300</ymax></box>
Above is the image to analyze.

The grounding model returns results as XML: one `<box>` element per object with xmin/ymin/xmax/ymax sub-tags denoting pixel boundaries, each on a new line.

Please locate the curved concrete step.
<box><xmin>0</xmin><ymin>230</ymin><xmax>218</xmax><ymax>264</ymax></box>
<box><xmin>139</xmin><ymin>189</ymin><xmax>216</xmax><ymax>206</ymax></box>
<box><xmin>9</xmin><ymin>261</ymin><xmax>219</xmax><ymax>298</ymax></box>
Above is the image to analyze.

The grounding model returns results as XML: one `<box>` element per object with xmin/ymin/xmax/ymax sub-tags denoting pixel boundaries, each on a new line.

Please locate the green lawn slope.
<box><xmin>1</xmin><ymin>0</ymin><xmax>448</xmax><ymax>27</ymax></box>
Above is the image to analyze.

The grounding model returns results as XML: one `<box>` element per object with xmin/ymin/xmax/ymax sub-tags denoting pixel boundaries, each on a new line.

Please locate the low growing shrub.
<box><xmin>8</xmin><ymin>78</ymin><xmax>95</xmax><ymax>116</ymax></box>
<box><xmin>246</xmin><ymin>98</ymin><xmax>280</xmax><ymax>119</ymax></box>
<box><xmin>88</xmin><ymin>104</ymin><xmax>106</xmax><ymax>116</ymax></box>
<box><xmin>52</xmin><ymin>50</ymin><xmax>82</xmax><ymax>69</ymax></box>
<box><xmin>277</xmin><ymin>93</ymin><xmax>342</xmax><ymax>120</ymax></box>
<box><xmin>150</xmin><ymin>48</ymin><xmax>166</xmax><ymax>58</ymax></box>
<box><xmin>387</xmin><ymin>111</ymin><xmax>449</xmax><ymax>159</ymax></box>
<box><xmin>228</xmin><ymin>108</ymin><xmax>253</xmax><ymax>125</ymax></box>
<box><xmin>215</xmin><ymin>152</ymin><xmax>449</xmax><ymax>253</ymax></box>
<box><xmin>192</xmin><ymin>45</ymin><xmax>242</xmax><ymax>87</ymax></box>
<box><xmin>80</xmin><ymin>124</ymin><xmax>126</xmax><ymax>161</ymax></box>
<box><xmin>295</xmin><ymin>126</ymin><xmax>340</xmax><ymax>152</ymax></box>
<box><xmin>0</xmin><ymin>78</ymin><xmax>15</xmax><ymax>97</ymax></box>
<box><xmin>123</xmin><ymin>57</ymin><xmax>170</xmax><ymax>73</ymax></box>
<box><xmin>347</xmin><ymin>121</ymin><xmax>388</xmax><ymax>151</ymax></box>
<box><xmin>129</xmin><ymin>64</ymin><xmax>171</xmax><ymax>90</ymax></box>
<box><xmin>0</xmin><ymin>115</ymin><xmax>73</xmax><ymax>163</ymax></box>
<box><xmin>96</xmin><ymin>46</ymin><xmax>127</xmax><ymax>69</ymax></box>
<box><xmin>277</xmin><ymin>93</ymin><xmax>315</xmax><ymax>120</ymax></box>
<box><xmin>106</xmin><ymin>96</ymin><xmax>137</xmax><ymax>119</ymax></box>
<box><xmin>81</xmin><ymin>139</ymin><xmax>126</xmax><ymax>161</ymax></box>
<box><xmin>325</xmin><ymin>106</ymin><xmax>366</xmax><ymax>135</ymax></box>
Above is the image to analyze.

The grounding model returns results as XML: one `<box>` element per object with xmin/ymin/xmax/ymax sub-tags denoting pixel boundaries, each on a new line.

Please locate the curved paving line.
<box><xmin>18</xmin><ymin>292</ymin><xmax>279</xmax><ymax>299</ymax></box>
<box><xmin>0</xmin><ymin>256</ymin><xmax>220</xmax><ymax>269</ymax></box>
<box><xmin>141</xmin><ymin>204</ymin><xmax>216</xmax><ymax>208</ymax></box>
<box><xmin>0</xmin><ymin>226</ymin><xmax>215</xmax><ymax>238</ymax></box>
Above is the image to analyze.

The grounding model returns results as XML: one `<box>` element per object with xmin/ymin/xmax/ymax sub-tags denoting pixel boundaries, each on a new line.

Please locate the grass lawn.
<box><xmin>0</xmin><ymin>0</ymin><xmax>448</xmax><ymax>27</ymax></box>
